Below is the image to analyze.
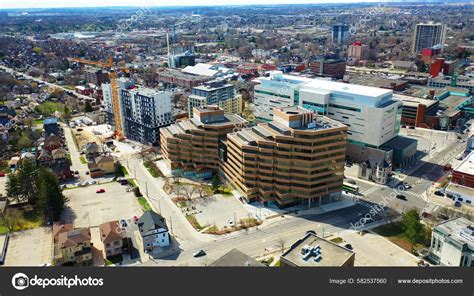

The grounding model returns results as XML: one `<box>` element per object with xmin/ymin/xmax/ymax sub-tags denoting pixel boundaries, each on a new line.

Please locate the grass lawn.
<box><xmin>127</xmin><ymin>179</ymin><xmax>137</xmax><ymax>188</ymax></box>
<box><xmin>33</xmin><ymin>119</ymin><xmax>44</xmax><ymax>125</ymax></box>
<box><xmin>138</xmin><ymin>197</ymin><xmax>151</xmax><ymax>212</ymax></box>
<box><xmin>0</xmin><ymin>225</ymin><xmax>9</xmax><ymax>234</ymax></box>
<box><xmin>373</xmin><ymin>222</ymin><xmax>427</xmax><ymax>253</ymax></box>
<box><xmin>143</xmin><ymin>160</ymin><xmax>162</xmax><ymax>178</ymax></box>
<box><xmin>105</xmin><ymin>254</ymin><xmax>123</xmax><ymax>266</ymax></box>
<box><xmin>186</xmin><ymin>214</ymin><xmax>204</xmax><ymax>230</ymax></box>
<box><xmin>79</xmin><ymin>156</ymin><xmax>88</xmax><ymax>164</ymax></box>
<box><xmin>330</xmin><ymin>237</ymin><xmax>344</xmax><ymax>244</ymax></box>
<box><xmin>36</xmin><ymin>101</ymin><xmax>65</xmax><ymax>115</ymax></box>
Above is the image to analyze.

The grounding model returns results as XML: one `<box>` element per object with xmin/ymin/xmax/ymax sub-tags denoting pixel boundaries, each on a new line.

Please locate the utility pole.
<box><xmin>169</xmin><ymin>216</ymin><xmax>173</xmax><ymax>235</ymax></box>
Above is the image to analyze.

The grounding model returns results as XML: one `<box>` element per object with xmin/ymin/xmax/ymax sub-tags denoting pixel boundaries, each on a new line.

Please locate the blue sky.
<box><xmin>1</xmin><ymin>0</ymin><xmax>379</xmax><ymax>9</ymax></box>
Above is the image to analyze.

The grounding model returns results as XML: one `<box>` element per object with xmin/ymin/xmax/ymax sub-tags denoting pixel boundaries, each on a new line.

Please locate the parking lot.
<box><xmin>193</xmin><ymin>194</ymin><xmax>251</xmax><ymax>230</ymax></box>
<box><xmin>4</xmin><ymin>227</ymin><xmax>52</xmax><ymax>266</ymax></box>
<box><xmin>62</xmin><ymin>181</ymin><xmax>142</xmax><ymax>228</ymax></box>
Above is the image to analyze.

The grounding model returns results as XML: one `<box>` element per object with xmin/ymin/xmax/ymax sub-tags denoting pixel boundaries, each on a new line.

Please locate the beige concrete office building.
<box><xmin>222</xmin><ymin>106</ymin><xmax>347</xmax><ymax>207</ymax></box>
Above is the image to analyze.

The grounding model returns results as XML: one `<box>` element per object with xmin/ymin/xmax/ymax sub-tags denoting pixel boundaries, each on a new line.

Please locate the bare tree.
<box><xmin>277</xmin><ymin>236</ymin><xmax>286</xmax><ymax>254</ymax></box>
<box><xmin>3</xmin><ymin>209</ymin><xmax>23</xmax><ymax>231</ymax></box>
<box><xmin>182</xmin><ymin>185</ymin><xmax>198</xmax><ymax>202</ymax></box>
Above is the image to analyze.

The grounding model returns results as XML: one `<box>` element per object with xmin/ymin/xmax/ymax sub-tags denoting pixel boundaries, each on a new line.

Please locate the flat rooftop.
<box><xmin>281</xmin><ymin>234</ymin><xmax>354</xmax><ymax>267</ymax></box>
<box><xmin>435</xmin><ymin>217</ymin><xmax>473</xmax><ymax>248</ymax></box>
<box><xmin>394</xmin><ymin>94</ymin><xmax>438</xmax><ymax>108</ymax></box>
<box><xmin>349</xmin><ymin>75</ymin><xmax>407</xmax><ymax>89</ymax></box>
<box><xmin>454</xmin><ymin>151</ymin><xmax>474</xmax><ymax>175</ymax></box>
<box><xmin>158</xmin><ymin>69</ymin><xmax>209</xmax><ymax>81</ymax></box>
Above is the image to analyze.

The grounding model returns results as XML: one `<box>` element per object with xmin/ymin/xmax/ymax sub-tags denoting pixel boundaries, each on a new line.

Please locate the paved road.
<box><xmin>140</xmin><ymin>203</ymin><xmax>386</xmax><ymax>266</ymax></box>
<box><xmin>63</xmin><ymin>125</ymin><xmax>90</xmax><ymax>181</ymax></box>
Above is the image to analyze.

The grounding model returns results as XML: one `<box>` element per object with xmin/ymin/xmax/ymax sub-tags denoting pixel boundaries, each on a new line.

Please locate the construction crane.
<box><xmin>69</xmin><ymin>56</ymin><xmax>129</xmax><ymax>141</ymax></box>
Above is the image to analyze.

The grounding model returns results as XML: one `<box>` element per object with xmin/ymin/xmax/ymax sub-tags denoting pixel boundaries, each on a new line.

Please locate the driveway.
<box><xmin>4</xmin><ymin>227</ymin><xmax>52</xmax><ymax>266</ymax></box>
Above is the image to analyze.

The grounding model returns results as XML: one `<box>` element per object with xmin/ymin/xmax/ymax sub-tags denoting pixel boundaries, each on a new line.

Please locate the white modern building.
<box><xmin>429</xmin><ymin>218</ymin><xmax>473</xmax><ymax>266</ymax></box>
<box><xmin>253</xmin><ymin>71</ymin><xmax>403</xmax><ymax>163</ymax></box>
<box><xmin>102</xmin><ymin>78</ymin><xmax>173</xmax><ymax>145</ymax></box>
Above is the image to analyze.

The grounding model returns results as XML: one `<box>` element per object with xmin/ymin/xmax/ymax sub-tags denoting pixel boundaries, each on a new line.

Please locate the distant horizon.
<box><xmin>0</xmin><ymin>0</ymin><xmax>455</xmax><ymax>10</ymax></box>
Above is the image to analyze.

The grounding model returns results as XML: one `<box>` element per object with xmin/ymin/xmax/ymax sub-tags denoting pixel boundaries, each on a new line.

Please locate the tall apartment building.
<box><xmin>84</xmin><ymin>68</ymin><xmax>109</xmax><ymax>86</ymax></box>
<box><xmin>102</xmin><ymin>79</ymin><xmax>173</xmax><ymax>145</ymax></box>
<box><xmin>223</xmin><ymin>106</ymin><xmax>347</xmax><ymax>207</ymax></box>
<box><xmin>188</xmin><ymin>79</ymin><xmax>243</xmax><ymax>117</ymax></box>
<box><xmin>412</xmin><ymin>22</ymin><xmax>447</xmax><ymax>54</ymax></box>
<box><xmin>332</xmin><ymin>24</ymin><xmax>349</xmax><ymax>44</ymax></box>
<box><xmin>160</xmin><ymin>105</ymin><xmax>247</xmax><ymax>179</ymax></box>
<box><xmin>253</xmin><ymin>71</ymin><xmax>405</xmax><ymax>164</ymax></box>
<box><xmin>347</xmin><ymin>41</ymin><xmax>369</xmax><ymax>62</ymax></box>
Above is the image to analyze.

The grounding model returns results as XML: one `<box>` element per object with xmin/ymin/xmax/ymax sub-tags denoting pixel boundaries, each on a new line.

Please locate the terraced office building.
<box><xmin>223</xmin><ymin>106</ymin><xmax>347</xmax><ymax>207</ymax></box>
<box><xmin>160</xmin><ymin>105</ymin><xmax>247</xmax><ymax>179</ymax></box>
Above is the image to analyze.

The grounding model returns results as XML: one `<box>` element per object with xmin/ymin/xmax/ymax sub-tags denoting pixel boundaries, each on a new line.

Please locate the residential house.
<box><xmin>52</xmin><ymin>222</ymin><xmax>74</xmax><ymax>242</ymax></box>
<box><xmin>137</xmin><ymin>211</ymin><xmax>170</xmax><ymax>252</ymax></box>
<box><xmin>358</xmin><ymin>157</ymin><xmax>392</xmax><ymax>185</ymax></box>
<box><xmin>37</xmin><ymin>149</ymin><xmax>52</xmax><ymax>165</ymax></box>
<box><xmin>43</xmin><ymin>117</ymin><xmax>61</xmax><ymax>136</ymax></box>
<box><xmin>43</xmin><ymin>134</ymin><xmax>62</xmax><ymax>152</ymax></box>
<box><xmin>95</xmin><ymin>155</ymin><xmax>115</xmax><ymax>174</ymax></box>
<box><xmin>53</xmin><ymin>227</ymin><xmax>93</xmax><ymax>266</ymax></box>
<box><xmin>84</xmin><ymin>142</ymin><xmax>100</xmax><ymax>160</ymax></box>
<box><xmin>99</xmin><ymin>221</ymin><xmax>125</xmax><ymax>259</ymax></box>
<box><xmin>51</xmin><ymin>147</ymin><xmax>67</xmax><ymax>161</ymax></box>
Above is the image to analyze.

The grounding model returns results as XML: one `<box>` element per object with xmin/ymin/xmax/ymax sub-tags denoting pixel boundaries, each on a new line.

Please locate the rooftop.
<box><xmin>281</xmin><ymin>233</ymin><xmax>354</xmax><ymax>267</ymax></box>
<box><xmin>209</xmin><ymin>249</ymin><xmax>265</xmax><ymax>267</ymax></box>
<box><xmin>454</xmin><ymin>151</ymin><xmax>474</xmax><ymax>176</ymax></box>
<box><xmin>434</xmin><ymin>217</ymin><xmax>473</xmax><ymax>249</ymax></box>
<box><xmin>394</xmin><ymin>94</ymin><xmax>438</xmax><ymax>108</ymax></box>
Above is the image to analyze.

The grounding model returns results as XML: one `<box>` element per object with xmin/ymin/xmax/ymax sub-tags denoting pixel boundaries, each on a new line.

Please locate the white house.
<box><xmin>137</xmin><ymin>211</ymin><xmax>170</xmax><ymax>251</ymax></box>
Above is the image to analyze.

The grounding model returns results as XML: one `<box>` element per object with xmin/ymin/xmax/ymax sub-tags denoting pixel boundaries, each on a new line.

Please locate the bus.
<box><xmin>342</xmin><ymin>182</ymin><xmax>360</xmax><ymax>194</ymax></box>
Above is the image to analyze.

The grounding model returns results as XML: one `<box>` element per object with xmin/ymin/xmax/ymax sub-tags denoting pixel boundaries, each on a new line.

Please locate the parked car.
<box><xmin>74</xmin><ymin>170</ymin><xmax>79</xmax><ymax>174</ymax></box>
<box><xmin>347</xmin><ymin>179</ymin><xmax>356</xmax><ymax>185</ymax></box>
<box><xmin>193</xmin><ymin>250</ymin><xmax>206</xmax><ymax>258</ymax></box>
<box><xmin>96</xmin><ymin>189</ymin><xmax>105</xmax><ymax>194</ymax></box>
<box><xmin>228</xmin><ymin>220</ymin><xmax>235</xmax><ymax>227</ymax></box>
<box><xmin>0</xmin><ymin>172</ymin><xmax>5</xmax><ymax>177</ymax></box>
<box><xmin>89</xmin><ymin>180</ymin><xmax>97</xmax><ymax>185</ymax></box>
<box><xmin>417</xmin><ymin>260</ymin><xmax>429</xmax><ymax>267</ymax></box>
<box><xmin>344</xmin><ymin>244</ymin><xmax>353</xmax><ymax>250</ymax></box>
<box><xmin>454</xmin><ymin>201</ymin><xmax>462</xmax><ymax>208</ymax></box>
<box><xmin>120</xmin><ymin>219</ymin><xmax>127</xmax><ymax>228</ymax></box>
<box><xmin>437</xmin><ymin>214</ymin><xmax>449</xmax><ymax>220</ymax></box>
<box><xmin>396</xmin><ymin>195</ymin><xmax>407</xmax><ymax>201</ymax></box>
<box><xmin>434</xmin><ymin>191</ymin><xmax>444</xmax><ymax>197</ymax></box>
<box><xmin>132</xmin><ymin>216</ymin><xmax>139</xmax><ymax>223</ymax></box>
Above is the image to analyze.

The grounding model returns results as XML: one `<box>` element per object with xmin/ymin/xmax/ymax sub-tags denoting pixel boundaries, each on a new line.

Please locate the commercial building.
<box><xmin>428</xmin><ymin>75</ymin><xmax>474</xmax><ymax>94</ymax></box>
<box><xmin>188</xmin><ymin>79</ymin><xmax>243</xmax><ymax>117</ymax></box>
<box><xmin>451</xmin><ymin>151</ymin><xmax>474</xmax><ymax>189</ymax></box>
<box><xmin>253</xmin><ymin>71</ymin><xmax>406</xmax><ymax>164</ymax></box>
<box><xmin>280</xmin><ymin>233</ymin><xmax>355</xmax><ymax>267</ymax></box>
<box><xmin>347</xmin><ymin>42</ymin><xmax>369</xmax><ymax>62</ymax></box>
<box><xmin>309</xmin><ymin>58</ymin><xmax>346</xmax><ymax>79</ymax></box>
<box><xmin>223</xmin><ymin>106</ymin><xmax>347</xmax><ymax>207</ymax></box>
<box><xmin>434</xmin><ymin>87</ymin><xmax>473</xmax><ymax>129</ymax></box>
<box><xmin>157</xmin><ymin>69</ymin><xmax>211</xmax><ymax>89</ymax></box>
<box><xmin>332</xmin><ymin>24</ymin><xmax>349</xmax><ymax>44</ymax></box>
<box><xmin>102</xmin><ymin>79</ymin><xmax>173</xmax><ymax>145</ymax></box>
<box><xmin>160</xmin><ymin>105</ymin><xmax>247</xmax><ymax>179</ymax></box>
<box><xmin>395</xmin><ymin>94</ymin><xmax>440</xmax><ymax>128</ymax></box>
<box><xmin>428</xmin><ymin>218</ymin><xmax>473</xmax><ymax>266</ymax></box>
<box><xmin>412</xmin><ymin>22</ymin><xmax>447</xmax><ymax>54</ymax></box>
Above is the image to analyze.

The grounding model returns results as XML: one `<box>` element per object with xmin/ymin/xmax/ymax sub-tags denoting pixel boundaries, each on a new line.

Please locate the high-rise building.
<box><xmin>188</xmin><ymin>79</ymin><xmax>243</xmax><ymax>117</ymax></box>
<box><xmin>168</xmin><ymin>44</ymin><xmax>196</xmax><ymax>69</ymax></box>
<box><xmin>253</xmin><ymin>71</ymin><xmax>404</xmax><ymax>163</ymax></box>
<box><xmin>347</xmin><ymin>41</ymin><xmax>370</xmax><ymax>62</ymax></box>
<box><xmin>160</xmin><ymin>105</ymin><xmax>247</xmax><ymax>179</ymax></box>
<box><xmin>223</xmin><ymin>106</ymin><xmax>347</xmax><ymax>207</ymax></box>
<box><xmin>102</xmin><ymin>79</ymin><xmax>173</xmax><ymax>145</ymax></box>
<box><xmin>412</xmin><ymin>22</ymin><xmax>447</xmax><ymax>54</ymax></box>
<box><xmin>332</xmin><ymin>24</ymin><xmax>349</xmax><ymax>44</ymax></box>
<box><xmin>84</xmin><ymin>68</ymin><xmax>109</xmax><ymax>86</ymax></box>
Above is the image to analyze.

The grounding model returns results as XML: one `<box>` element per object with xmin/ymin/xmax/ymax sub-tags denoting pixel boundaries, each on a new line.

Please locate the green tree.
<box><xmin>84</xmin><ymin>101</ymin><xmax>93</xmax><ymax>113</ymax></box>
<box><xmin>5</xmin><ymin>173</ymin><xmax>22</xmax><ymax>203</ymax></box>
<box><xmin>211</xmin><ymin>175</ymin><xmax>220</xmax><ymax>190</ymax></box>
<box><xmin>401</xmin><ymin>209</ymin><xmax>424</xmax><ymax>250</ymax></box>
<box><xmin>16</xmin><ymin>160</ymin><xmax>39</xmax><ymax>205</ymax></box>
<box><xmin>38</xmin><ymin>168</ymin><xmax>66</xmax><ymax>221</ymax></box>
<box><xmin>63</xmin><ymin>104</ymin><xmax>71</xmax><ymax>121</ymax></box>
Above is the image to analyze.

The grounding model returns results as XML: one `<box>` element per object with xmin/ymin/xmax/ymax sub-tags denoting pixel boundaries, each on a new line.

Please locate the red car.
<box><xmin>96</xmin><ymin>189</ymin><xmax>106</xmax><ymax>194</ymax></box>
<box><xmin>0</xmin><ymin>172</ymin><xmax>5</xmax><ymax>177</ymax></box>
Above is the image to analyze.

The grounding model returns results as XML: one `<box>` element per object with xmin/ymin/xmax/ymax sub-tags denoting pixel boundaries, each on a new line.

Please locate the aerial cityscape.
<box><xmin>0</xmin><ymin>0</ymin><xmax>473</xmax><ymax>275</ymax></box>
